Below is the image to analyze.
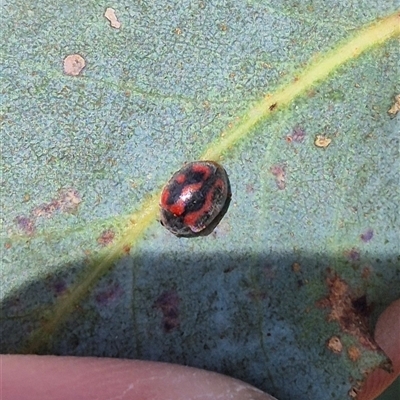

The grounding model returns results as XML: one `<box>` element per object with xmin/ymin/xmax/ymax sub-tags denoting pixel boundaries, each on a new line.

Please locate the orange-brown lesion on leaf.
<box><xmin>388</xmin><ymin>94</ymin><xmax>400</xmax><ymax>117</ymax></box>
<box><xmin>318</xmin><ymin>273</ymin><xmax>380</xmax><ymax>352</ymax></box>
<box><xmin>347</xmin><ymin>345</ymin><xmax>362</xmax><ymax>362</ymax></box>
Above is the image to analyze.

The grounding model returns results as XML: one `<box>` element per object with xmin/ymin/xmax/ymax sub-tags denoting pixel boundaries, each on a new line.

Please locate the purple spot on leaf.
<box><xmin>287</xmin><ymin>126</ymin><xmax>306</xmax><ymax>143</ymax></box>
<box><xmin>15</xmin><ymin>216</ymin><xmax>36</xmax><ymax>235</ymax></box>
<box><xmin>345</xmin><ymin>248</ymin><xmax>360</xmax><ymax>262</ymax></box>
<box><xmin>95</xmin><ymin>283</ymin><xmax>123</xmax><ymax>306</ymax></box>
<box><xmin>270</xmin><ymin>164</ymin><xmax>286</xmax><ymax>190</ymax></box>
<box><xmin>97</xmin><ymin>229</ymin><xmax>116</xmax><ymax>246</ymax></box>
<box><xmin>53</xmin><ymin>279</ymin><xmax>67</xmax><ymax>295</ymax></box>
<box><xmin>153</xmin><ymin>290</ymin><xmax>180</xmax><ymax>332</ymax></box>
<box><xmin>360</xmin><ymin>229</ymin><xmax>374</xmax><ymax>242</ymax></box>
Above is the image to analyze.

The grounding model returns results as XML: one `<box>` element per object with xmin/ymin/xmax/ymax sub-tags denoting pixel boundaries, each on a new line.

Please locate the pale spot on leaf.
<box><xmin>314</xmin><ymin>135</ymin><xmax>332</xmax><ymax>148</ymax></box>
<box><xmin>63</xmin><ymin>54</ymin><xmax>85</xmax><ymax>76</ymax></box>
<box><xmin>387</xmin><ymin>94</ymin><xmax>400</xmax><ymax>117</ymax></box>
<box><xmin>104</xmin><ymin>7</ymin><xmax>121</xmax><ymax>29</ymax></box>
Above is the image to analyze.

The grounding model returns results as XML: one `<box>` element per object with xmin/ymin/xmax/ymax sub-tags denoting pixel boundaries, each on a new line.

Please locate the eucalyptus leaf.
<box><xmin>1</xmin><ymin>1</ymin><xmax>399</xmax><ymax>399</ymax></box>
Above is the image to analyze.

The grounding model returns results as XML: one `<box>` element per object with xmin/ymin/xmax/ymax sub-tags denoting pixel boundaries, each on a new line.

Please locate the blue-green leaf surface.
<box><xmin>1</xmin><ymin>1</ymin><xmax>399</xmax><ymax>399</ymax></box>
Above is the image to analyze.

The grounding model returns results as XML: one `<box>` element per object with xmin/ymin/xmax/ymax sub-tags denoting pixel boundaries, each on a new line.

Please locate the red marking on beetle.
<box><xmin>153</xmin><ymin>290</ymin><xmax>180</xmax><ymax>332</ymax></box>
<box><xmin>162</xmin><ymin>181</ymin><xmax>202</xmax><ymax>216</ymax></box>
<box><xmin>160</xmin><ymin>189</ymin><xmax>171</xmax><ymax>207</ymax></box>
<box><xmin>175</xmin><ymin>174</ymin><xmax>186</xmax><ymax>184</ymax></box>
<box><xmin>360</xmin><ymin>229</ymin><xmax>373</xmax><ymax>242</ymax></box>
<box><xmin>191</xmin><ymin>163</ymin><xmax>212</xmax><ymax>179</ymax></box>
<box><xmin>180</xmin><ymin>182</ymin><xmax>202</xmax><ymax>201</ymax></box>
<box><xmin>165</xmin><ymin>181</ymin><xmax>203</xmax><ymax>216</ymax></box>
<box><xmin>169</xmin><ymin>202</ymin><xmax>185</xmax><ymax>216</ymax></box>
<box><xmin>184</xmin><ymin>179</ymin><xmax>224</xmax><ymax>230</ymax></box>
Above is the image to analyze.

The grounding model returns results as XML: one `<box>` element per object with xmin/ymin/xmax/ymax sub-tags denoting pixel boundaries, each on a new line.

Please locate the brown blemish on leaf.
<box><xmin>32</xmin><ymin>200</ymin><xmax>58</xmax><ymax>218</ymax></box>
<box><xmin>307</xmin><ymin>89</ymin><xmax>317</xmax><ymax>98</ymax></box>
<box><xmin>318</xmin><ymin>273</ymin><xmax>379</xmax><ymax>351</ymax></box>
<box><xmin>314</xmin><ymin>135</ymin><xmax>332</xmax><ymax>148</ymax></box>
<box><xmin>203</xmin><ymin>100</ymin><xmax>211</xmax><ymax>110</ymax></box>
<box><xmin>59</xmin><ymin>188</ymin><xmax>82</xmax><ymax>213</ymax></box>
<box><xmin>327</xmin><ymin>335</ymin><xmax>343</xmax><ymax>354</ymax></box>
<box><xmin>387</xmin><ymin>94</ymin><xmax>400</xmax><ymax>117</ymax></box>
<box><xmin>361</xmin><ymin>266</ymin><xmax>372</xmax><ymax>280</ymax></box>
<box><xmin>104</xmin><ymin>7</ymin><xmax>121</xmax><ymax>29</ymax></box>
<box><xmin>15</xmin><ymin>188</ymin><xmax>81</xmax><ymax>236</ymax></box>
<box><xmin>270</xmin><ymin>163</ymin><xmax>286</xmax><ymax>190</ymax></box>
<box><xmin>292</xmin><ymin>262</ymin><xmax>301</xmax><ymax>273</ymax></box>
<box><xmin>63</xmin><ymin>54</ymin><xmax>86</xmax><ymax>76</ymax></box>
<box><xmin>97</xmin><ymin>229</ymin><xmax>116</xmax><ymax>246</ymax></box>
<box><xmin>269</xmin><ymin>102</ymin><xmax>277</xmax><ymax>111</ymax></box>
<box><xmin>32</xmin><ymin>188</ymin><xmax>82</xmax><ymax>218</ymax></box>
<box><xmin>348</xmin><ymin>345</ymin><xmax>362</xmax><ymax>362</ymax></box>
<box><xmin>153</xmin><ymin>290</ymin><xmax>180</xmax><ymax>332</ymax></box>
<box><xmin>247</xmin><ymin>289</ymin><xmax>268</xmax><ymax>301</ymax></box>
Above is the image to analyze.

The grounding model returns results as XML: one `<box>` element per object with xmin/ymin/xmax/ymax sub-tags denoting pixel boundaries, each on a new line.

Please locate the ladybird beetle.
<box><xmin>160</xmin><ymin>161</ymin><xmax>231</xmax><ymax>237</ymax></box>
